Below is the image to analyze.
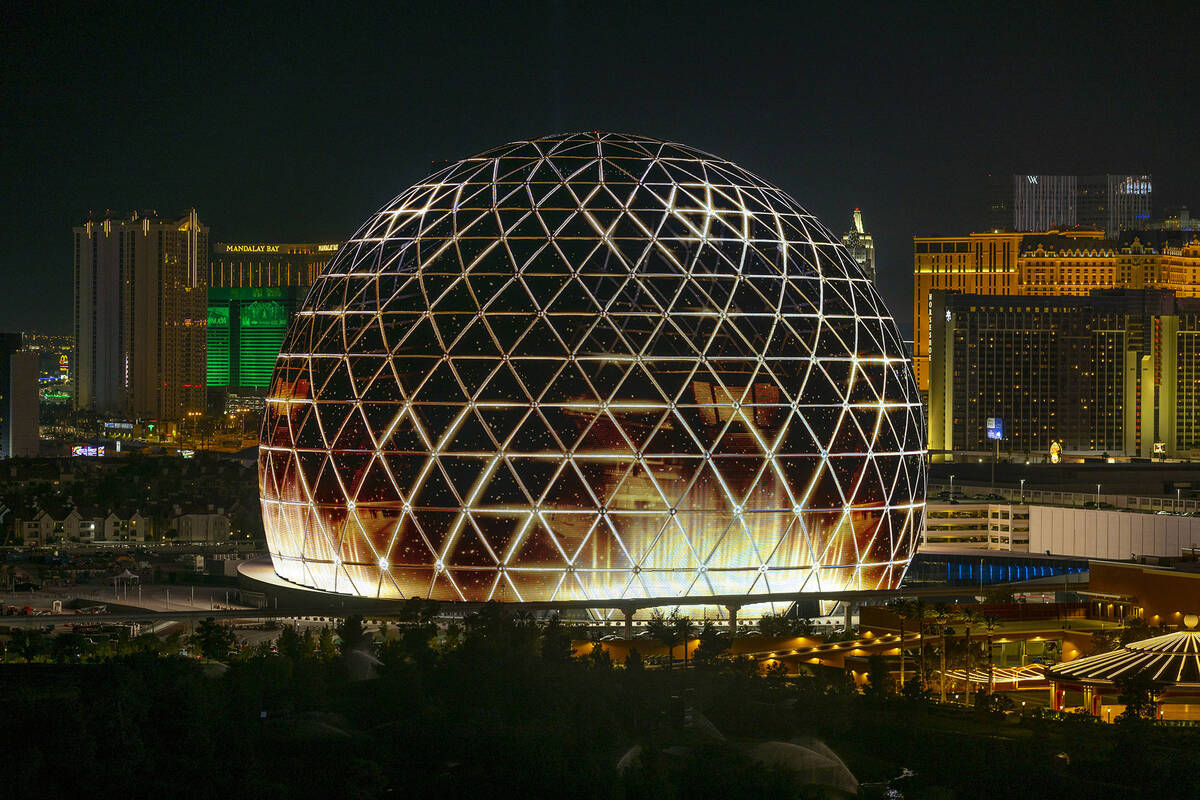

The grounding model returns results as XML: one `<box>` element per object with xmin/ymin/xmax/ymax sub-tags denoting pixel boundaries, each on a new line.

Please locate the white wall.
<box><xmin>1029</xmin><ymin>506</ymin><xmax>1200</xmax><ymax>559</ymax></box>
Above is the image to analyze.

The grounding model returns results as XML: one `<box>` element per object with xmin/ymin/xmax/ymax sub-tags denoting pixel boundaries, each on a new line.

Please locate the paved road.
<box><xmin>0</xmin><ymin>579</ymin><xmax>1088</xmax><ymax>628</ymax></box>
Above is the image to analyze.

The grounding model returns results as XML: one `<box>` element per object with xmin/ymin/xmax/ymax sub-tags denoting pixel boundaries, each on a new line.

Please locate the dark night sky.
<box><xmin>3</xmin><ymin>2</ymin><xmax>1197</xmax><ymax>336</ymax></box>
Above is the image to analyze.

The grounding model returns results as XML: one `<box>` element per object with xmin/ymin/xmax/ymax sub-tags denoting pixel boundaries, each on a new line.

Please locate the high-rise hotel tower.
<box><xmin>73</xmin><ymin>210</ymin><xmax>208</xmax><ymax>421</ymax></box>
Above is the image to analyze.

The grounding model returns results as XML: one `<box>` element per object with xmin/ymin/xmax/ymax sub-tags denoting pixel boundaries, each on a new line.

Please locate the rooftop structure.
<box><xmin>1045</xmin><ymin>615</ymin><xmax>1200</xmax><ymax>717</ymax></box>
<box><xmin>840</xmin><ymin>209</ymin><xmax>876</xmax><ymax>283</ymax></box>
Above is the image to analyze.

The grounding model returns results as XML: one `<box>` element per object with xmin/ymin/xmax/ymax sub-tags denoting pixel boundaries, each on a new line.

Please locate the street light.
<box><xmin>950</xmin><ymin>474</ymin><xmax>956</xmax><ymax>499</ymax></box>
<box><xmin>1096</xmin><ymin>483</ymin><xmax>1102</xmax><ymax>510</ymax></box>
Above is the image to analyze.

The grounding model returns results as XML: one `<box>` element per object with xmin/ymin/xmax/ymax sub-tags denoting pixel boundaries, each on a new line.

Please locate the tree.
<box><xmin>672</xmin><ymin>612</ymin><xmax>695</xmax><ymax>669</ymax></box>
<box><xmin>50</xmin><ymin>632</ymin><xmax>90</xmax><ymax>664</ymax></box>
<box><xmin>959</xmin><ymin>607</ymin><xmax>980</xmax><ymax>704</ymax></box>
<box><xmin>586</xmin><ymin>642</ymin><xmax>612</xmax><ymax>669</ymax></box>
<box><xmin>335</xmin><ymin>615</ymin><xmax>368</xmax><ymax>654</ymax></box>
<box><xmin>901</xmin><ymin>675</ymin><xmax>931</xmax><ymax>703</ymax></box>
<box><xmin>192</xmin><ymin>617</ymin><xmax>237</xmax><ymax>661</ymax></box>
<box><xmin>317</xmin><ymin>627</ymin><xmax>337</xmax><ymax>660</ymax></box>
<box><xmin>691</xmin><ymin>622</ymin><xmax>730</xmax><ymax>666</ymax></box>
<box><xmin>646</xmin><ymin>609</ymin><xmax>682</xmax><ymax>669</ymax></box>
<box><xmin>540</xmin><ymin>614</ymin><xmax>575</xmax><ymax>663</ymax></box>
<box><xmin>10</xmin><ymin>628</ymin><xmax>46</xmax><ymax>662</ymax></box>
<box><xmin>864</xmin><ymin>654</ymin><xmax>894</xmax><ymax>700</ymax></box>
<box><xmin>1115</xmin><ymin>670</ymin><xmax>1163</xmax><ymax>723</ymax></box>
<box><xmin>981</xmin><ymin>614</ymin><xmax>1001</xmax><ymax>694</ymax></box>
<box><xmin>624</xmin><ymin>647</ymin><xmax>644</xmax><ymax>672</ymax></box>
<box><xmin>277</xmin><ymin>625</ymin><xmax>303</xmax><ymax>661</ymax></box>
<box><xmin>301</xmin><ymin>627</ymin><xmax>318</xmax><ymax>657</ymax></box>
<box><xmin>763</xmin><ymin>660</ymin><xmax>790</xmax><ymax>686</ymax></box>
<box><xmin>757</xmin><ymin>613</ymin><xmax>793</xmax><ymax>637</ymax></box>
<box><xmin>974</xmin><ymin>690</ymin><xmax>1013</xmax><ymax>715</ymax></box>
<box><xmin>912</xmin><ymin>599</ymin><xmax>930</xmax><ymax>690</ymax></box>
<box><xmin>933</xmin><ymin>602</ymin><xmax>952</xmax><ymax>703</ymax></box>
<box><xmin>132</xmin><ymin>632</ymin><xmax>168</xmax><ymax>656</ymax></box>
<box><xmin>889</xmin><ymin>598</ymin><xmax>914</xmax><ymax>690</ymax></box>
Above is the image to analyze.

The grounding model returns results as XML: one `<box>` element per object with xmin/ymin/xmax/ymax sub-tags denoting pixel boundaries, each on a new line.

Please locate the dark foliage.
<box><xmin>3</xmin><ymin>611</ymin><xmax>1199</xmax><ymax>800</ymax></box>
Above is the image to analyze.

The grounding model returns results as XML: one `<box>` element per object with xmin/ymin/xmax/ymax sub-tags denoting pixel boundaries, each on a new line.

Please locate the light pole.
<box><xmin>1096</xmin><ymin>483</ymin><xmax>1101</xmax><ymax>511</ymax></box>
<box><xmin>991</xmin><ymin>432</ymin><xmax>999</xmax><ymax>490</ymax></box>
<box><xmin>950</xmin><ymin>474</ymin><xmax>956</xmax><ymax>499</ymax></box>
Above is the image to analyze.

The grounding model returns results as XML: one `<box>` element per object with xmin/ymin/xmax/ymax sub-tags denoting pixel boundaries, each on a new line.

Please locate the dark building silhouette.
<box><xmin>0</xmin><ymin>332</ymin><xmax>39</xmax><ymax>458</ymax></box>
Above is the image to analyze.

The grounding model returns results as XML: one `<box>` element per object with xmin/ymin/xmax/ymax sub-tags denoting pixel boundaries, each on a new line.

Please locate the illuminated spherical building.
<box><xmin>259</xmin><ymin>132</ymin><xmax>926</xmax><ymax>606</ymax></box>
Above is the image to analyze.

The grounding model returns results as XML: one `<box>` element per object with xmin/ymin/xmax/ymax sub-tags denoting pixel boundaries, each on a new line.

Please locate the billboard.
<box><xmin>986</xmin><ymin>417</ymin><xmax>1003</xmax><ymax>440</ymax></box>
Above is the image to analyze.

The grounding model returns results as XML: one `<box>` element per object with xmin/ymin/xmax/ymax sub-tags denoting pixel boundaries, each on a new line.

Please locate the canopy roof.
<box><xmin>1046</xmin><ymin>625</ymin><xmax>1200</xmax><ymax>688</ymax></box>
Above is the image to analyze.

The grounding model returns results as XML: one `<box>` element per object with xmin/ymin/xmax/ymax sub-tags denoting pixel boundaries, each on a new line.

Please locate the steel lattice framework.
<box><xmin>259</xmin><ymin>132</ymin><xmax>926</xmax><ymax>608</ymax></box>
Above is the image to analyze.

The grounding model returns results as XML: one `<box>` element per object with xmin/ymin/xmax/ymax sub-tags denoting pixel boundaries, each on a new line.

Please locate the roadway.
<box><xmin>0</xmin><ymin>579</ymin><xmax>1085</xmax><ymax>629</ymax></box>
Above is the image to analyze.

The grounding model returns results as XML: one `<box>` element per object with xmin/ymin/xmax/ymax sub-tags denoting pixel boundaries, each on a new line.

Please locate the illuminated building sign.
<box><xmin>986</xmin><ymin>417</ymin><xmax>1003</xmax><ymax>440</ymax></box>
<box><xmin>223</xmin><ymin>244</ymin><xmax>281</xmax><ymax>253</ymax></box>
<box><xmin>72</xmin><ymin>445</ymin><xmax>105</xmax><ymax>457</ymax></box>
<box><xmin>179</xmin><ymin>449</ymin><xmax>196</xmax><ymax>459</ymax></box>
<box><xmin>1154</xmin><ymin>442</ymin><xmax>1167</xmax><ymax>454</ymax></box>
<box><xmin>1050</xmin><ymin>441</ymin><xmax>1062</xmax><ymax>464</ymax></box>
<box><xmin>59</xmin><ymin>355</ymin><xmax>69</xmax><ymax>366</ymax></box>
<box><xmin>1119</xmin><ymin>177</ymin><xmax>1151</xmax><ymax>195</ymax></box>
<box><xmin>216</xmin><ymin>242</ymin><xmax>340</xmax><ymax>255</ymax></box>
<box><xmin>103</xmin><ymin>421</ymin><xmax>134</xmax><ymax>431</ymax></box>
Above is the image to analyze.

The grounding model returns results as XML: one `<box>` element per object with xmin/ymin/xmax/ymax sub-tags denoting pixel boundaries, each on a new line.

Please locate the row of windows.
<box><xmin>914</xmin><ymin>242</ymin><xmax>972</xmax><ymax>254</ymax></box>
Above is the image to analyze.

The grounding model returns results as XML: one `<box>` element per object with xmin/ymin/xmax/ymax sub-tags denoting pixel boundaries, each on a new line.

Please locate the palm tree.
<box><xmin>673</xmin><ymin>613</ymin><xmax>695</xmax><ymax>669</ymax></box>
<box><xmin>933</xmin><ymin>602</ymin><xmax>952</xmax><ymax>703</ymax></box>
<box><xmin>981</xmin><ymin>614</ymin><xmax>1001</xmax><ymax>695</ymax></box>
<box><xmin>912</xmin><ymin>598</ymin><xmax>930</xmax><ymax>690</ymax></box>
<box><xmin>647</xmin><ymin>609</ymin><xmax>681</xmax><ymax>669</ymax></box>
<box><xmin>959</xmin><ymin>607</ymin><xmax>980</xmax><ymax>704</ymax></box>
<box><xmin>888</xmin><ymin>598</ymin><xmax>912</xmax><ymax>690</ymax></box>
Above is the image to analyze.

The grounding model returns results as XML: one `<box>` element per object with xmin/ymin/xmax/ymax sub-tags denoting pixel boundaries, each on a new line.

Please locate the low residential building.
<box><xmin>169</xmin><ymin>504</ymin><xmax>230</xmax><ymax>544</ymax></box>
<box><xmin>19</xmin><ymin>508</ymin><xmax>64</xmax><ymax>546</ymax></box>
<box><xmin>102</xmin><ymin>509</ymin><xmax>152</xmax><ymax>543</ymax></box>
<box><xmin>19</xmin><ymin>505</ymin><xmax>104</xmax><ymax>545</ymax></box>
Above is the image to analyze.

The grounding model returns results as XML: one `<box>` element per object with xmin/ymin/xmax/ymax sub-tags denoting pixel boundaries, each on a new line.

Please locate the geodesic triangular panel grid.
<box><xmin>259</xmin><ymin>132</ymin><xmax>926</xmax><ymax>605</ymax></box>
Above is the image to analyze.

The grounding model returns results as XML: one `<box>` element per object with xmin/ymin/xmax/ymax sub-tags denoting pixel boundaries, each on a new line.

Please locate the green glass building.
<box><xmin>207</xmin><ymin>241</ymin><xmax>339</xmax><ymax>411</ymax></box>
<box><xmin>207</xmin><ymin>287</ymin><xmax>303</xmax><ymax>393</ymax></box>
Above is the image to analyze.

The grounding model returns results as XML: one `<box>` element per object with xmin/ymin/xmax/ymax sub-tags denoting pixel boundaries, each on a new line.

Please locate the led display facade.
<box><xmin>259</xmin><ymin>133</ymin><xmax>926</xmax><ymax>606</ymax></box>
<box><xmin>208</xmin><ymin>287</ymin><xmax>305</xmax><ymax>390</ymax></box>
